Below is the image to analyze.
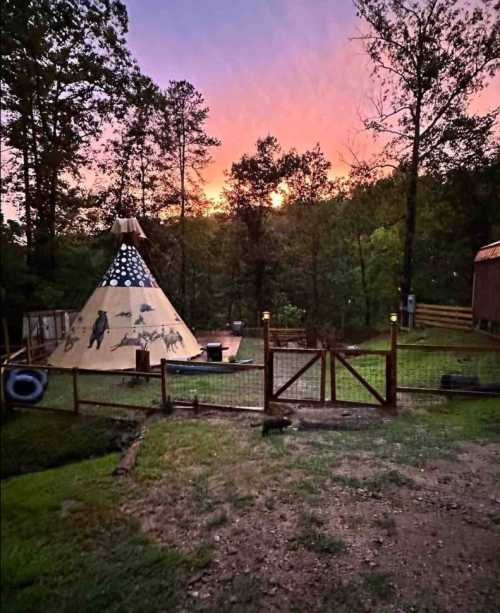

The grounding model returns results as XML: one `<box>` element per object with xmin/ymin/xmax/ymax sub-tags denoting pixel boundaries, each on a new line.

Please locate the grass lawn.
<box><xmin>1</xmin><ymin>447</ymin><xmax>215</xmax><ymax>613</ymax></box>
<box><xmin>0</xmin><ymin>411</ymin><xmax>137</xmax><ymax>478</ymax></box>
<box><xmin>2</xmin><ymin>394</ymin><xmax>500</xmax><ymax>612</ymax></box>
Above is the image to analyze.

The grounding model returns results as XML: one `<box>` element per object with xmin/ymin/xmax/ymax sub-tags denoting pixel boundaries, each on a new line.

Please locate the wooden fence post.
<box><xmin>72</xmin><ymin>367</ymin><xmax>79</xmax><ymax>414</ymax></box>
<box><xmin>320</xmin><ymin>350</ymin><xmax>326</xmax><ymax>404</ymax></box>
<box><xmin>330</xmin><ymin>350</ymin><xmax>336</xmax><ymax>403</ymax></box>
<box><xmin>263</xmin><ymin>313</ymin><xmax>271</xmax><ymax>413</ymax></box>
<box><xmin>387</xmin><ymin>318</ymin><xmax>398</xmax><ymax>411</ymax></box>
<box><xmin>160</xmin><ymin>358</ymin><xmax>167</xmax><ymax>409</ymax></box>
<box><xmin>27</xmin><ymin>331</ymin><xmax>32</xmax><ymax>363</ymax></box>
<box><xmin>2</xmin><ymin>318</ymin><xmax>10</xmax><ymax>358</ymax></box>
<box><xmin>0</xmin><ymin>364</ymin><xmax>6</xmax><ymax>414</ymax></box>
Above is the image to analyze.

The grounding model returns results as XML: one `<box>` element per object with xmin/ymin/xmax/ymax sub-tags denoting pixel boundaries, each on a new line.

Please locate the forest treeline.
<box><xmin>1</xmin><ymin>0</ymin><xmax>499</xmax><ymax>338</ymax></box>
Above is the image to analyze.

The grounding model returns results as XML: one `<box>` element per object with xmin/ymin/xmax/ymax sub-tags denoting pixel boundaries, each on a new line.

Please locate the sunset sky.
<box><xmin>4</xmin><ymin>0</ymin><xmax>499</xmax><ymax>222</ymax></box>
<box><xmin>124</xmin><ymin>0</ymin><xmax>379</xmax><ymax>201</ymax></box>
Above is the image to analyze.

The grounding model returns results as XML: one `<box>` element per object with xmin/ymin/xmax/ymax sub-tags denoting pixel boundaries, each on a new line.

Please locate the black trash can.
<box><xmin>206</xmin><ymin>342</ymin><xmax>223</xmax><ymax>362</ymax></box>
<box><xmin>231</xmin><ymin>321</ymin><xmax>245</xmax><ymax>336</ymax></box>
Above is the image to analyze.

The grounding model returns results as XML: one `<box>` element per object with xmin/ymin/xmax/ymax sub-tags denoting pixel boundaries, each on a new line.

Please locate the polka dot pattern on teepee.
<box><xmin>100</xmin><ymin>244</ymin><xmax>158</xmax><ymax>288</ymax></box>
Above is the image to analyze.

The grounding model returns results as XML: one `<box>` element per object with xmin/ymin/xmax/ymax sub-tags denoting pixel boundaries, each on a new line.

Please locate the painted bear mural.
<box><xmin>88</xmin><ymin>310</ymin><xmax>109</xmax><ymax>349</ymax></box>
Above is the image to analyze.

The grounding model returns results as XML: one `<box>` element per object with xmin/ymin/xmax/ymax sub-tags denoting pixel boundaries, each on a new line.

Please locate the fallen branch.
<box><xmin>298</xmin><ymin>417</ymin><xmax>383</xmax><ymax>431</ymax></box>
<box><xmin>113</xmin><ymin>424</ymin><xmax>147</xmax><ymax>476</ymax></box>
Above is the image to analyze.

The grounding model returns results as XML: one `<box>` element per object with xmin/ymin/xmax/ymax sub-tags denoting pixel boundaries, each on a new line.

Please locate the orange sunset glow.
<box><xmin>124</xmin><ymin>0</ymin><xmax>499</xmax><ymax>205</ymax></box>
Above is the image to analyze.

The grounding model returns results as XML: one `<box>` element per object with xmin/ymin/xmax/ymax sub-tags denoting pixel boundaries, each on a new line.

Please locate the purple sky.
<box><xmin>124</xmin><ymin>0</ymin><xmax>379</xmax><ymax>198</ymax></box>
<box><xmin>4</xmin><ymin>0</ymin><xmax>498</xmax><ymax>222</ymax></box>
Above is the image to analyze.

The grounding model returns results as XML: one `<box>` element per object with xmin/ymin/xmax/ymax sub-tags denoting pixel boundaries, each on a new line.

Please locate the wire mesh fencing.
<box><xmin>4</xmin><ymin>363</ymin><xmax>265</xmax><ymax>415</ymax></box>
<box><xmin>76</xmin><ymin>370</ymin><xmax>163</xmax><ymax>417</ymax></box>
<box><xmin>166</xmin><ymin>363</ymin><xmax>264</xmax><ymax>410</ymax></box>
<box><xmin>397</xmin><ymin>346</ymin><xmax>500</xmax><ymax>393</ymax></box>
<box><xmin>271</xmin><ymin>349</ymin><xmax>390</xmax><ymax>406</ymax></box>
<box><xmin>333</xmin><ymin>352</ymin><xmax>388</xmax><ymax>405</ymax></box>
<box><xmin>272</xmin><ymin>350</ymin><xmax>323</xmax><ymax>402</ymax></box>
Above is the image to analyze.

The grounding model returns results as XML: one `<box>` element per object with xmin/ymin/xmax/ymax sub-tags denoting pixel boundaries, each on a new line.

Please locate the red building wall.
<box><xmin>473</xmin><ymin>258</ymin><xmax>500</xmax><ymax>323</ymax></box>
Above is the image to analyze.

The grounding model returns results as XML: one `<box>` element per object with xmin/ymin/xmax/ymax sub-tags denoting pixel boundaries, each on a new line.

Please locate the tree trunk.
<box><xmin>47</xmin><ymin>168</ymin><xmax>57</xmax><ymax>271</ymax></box>
<box><xmin>254</xmin><ymin>258</ymin><xmax>266</xmax><ymax>326</ymax></box>
<box><xmin>311</xmin><ymin>247</ymin><xmax>320</xmax><ymax>324</ymax></box>
<box><xmin>401</xmin><ymin>102</ymin><xmax>421</xmax><ymax>326</ymax></box>
<box><xmin>21</xmin><ymin>124</ymin><xmax>33</xmax><ymax>264</ymax></box>
<box><xmin>357</xmin><ymin>233</ymin><xmax>371</xmax><ymax>327</ymax></box>
<box><xmin>140</xmin><ymin>148</ymin><xmax>146</xmax><ymax>217</ymax></box>
<box><xmin>179</xmin><ymin>134</ymin><xmax>187</xmax><ymax>316</ymax></box>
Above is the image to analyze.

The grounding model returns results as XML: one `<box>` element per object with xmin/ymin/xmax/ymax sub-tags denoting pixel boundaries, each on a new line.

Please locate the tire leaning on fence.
<box><xmin>4</xmin><ymin>368</ymin><xmax>48</xmax><ymax>404</ymax></box>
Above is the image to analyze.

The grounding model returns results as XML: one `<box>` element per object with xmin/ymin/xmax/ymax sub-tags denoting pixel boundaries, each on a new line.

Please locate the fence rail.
<box><xmin>1</xmin><ymin>359</ymin><xmax>265</xmax><ymax>415</ymax></box>
<box><xmin>415</xmin><ymin>303</ymin><xmax>473</xmax><ymax>331</ymax></box>
<box><xmin>2</xmin><ymin>323</ymin><xmax>499</xmax><ymax>417</ymax></box>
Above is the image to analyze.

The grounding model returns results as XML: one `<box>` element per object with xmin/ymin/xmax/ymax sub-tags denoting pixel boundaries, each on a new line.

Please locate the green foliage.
<box><xmin>209</xmin><ymin>574</ymin><xmax>266</xmax><ymax>613</ymax></box>
<box><xmin>0</xmin><ymin>410</ymin><xmax>135</xmax><ymax>478</ymax></box>
<box><xmin>362</xmin><ymin>572</ymin><xmax>396</xmax><ymax>601</ymax></box>
<box><xmin>331</xmin><ymin>470</ymin><xmax>414</xmax><ymax>493</ymax></box>
<box><xmin>2</xmin><ymin>0</ymin><xmax>132</xmax><ymax>273</ymax></box>
<box><xmin>3</xmin><ymin>153</ymin><xmax>499</xmax><ymax>337</ymax></box>
<box><xmin>275</xmin><ymin>302</ymin><xmax>305</xmax><ymax>328</ymax></box>
<box><xmin>292</xmin><ymin>529</ymin><xmax>347</xmax><ymax>555</ymax></box>
<box><xmin>205</xmin><ymin>511</ymin><xmax>228</xmax><ymax>531</ymax></box>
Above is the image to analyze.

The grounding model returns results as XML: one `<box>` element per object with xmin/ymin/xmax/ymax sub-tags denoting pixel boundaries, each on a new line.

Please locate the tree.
<box><xmin>284</xmin><ymin>144</ymin><xmax>336</xmax><ymax>324</ymax></box>
<box><xmin>223</xmin><ymin>136</ymin><xmax>288</xmax><ymax>323</ymax></box>
<box><xmin>157</xmin><ymin>81</ymin><xmax>220</xmax><ymax>313</ymax></box>
<box><xmin>97</xmin><ymin>71</ymin><xmax>161</xmax><ymax>222</ymax></box>
<box><xmin>353</xmin><ymin>0</ymin><xmax>499</xmax><ymax>321</ymax></box>
<box><xmin>1</xmin><ymin>0</ymin><xmax>132</xmax><ymax>274</ymax></box>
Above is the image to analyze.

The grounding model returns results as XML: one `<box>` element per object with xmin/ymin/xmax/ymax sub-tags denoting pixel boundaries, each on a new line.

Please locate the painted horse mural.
<box><xmin>161</xmin><ymin>328</ymin><xmax>184</xmax><ymax>353</ymax></box>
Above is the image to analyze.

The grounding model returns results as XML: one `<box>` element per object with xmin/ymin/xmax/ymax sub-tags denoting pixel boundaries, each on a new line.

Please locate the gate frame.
<box><xmin>263</xmin><ymin>317</ymin><xmax>398</xmax><ymax>413</ymax></box>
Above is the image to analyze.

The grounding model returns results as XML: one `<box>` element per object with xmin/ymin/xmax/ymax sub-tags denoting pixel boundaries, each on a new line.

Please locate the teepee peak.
<box><xmin>101</xmin><ymin>244</ymin><xmax>158</xmax><ymax>288</ymax></box>
<box><xmin>110</xmin><ymin>217</ymin><xmax>147</xmax><ymax>241</ymax></box>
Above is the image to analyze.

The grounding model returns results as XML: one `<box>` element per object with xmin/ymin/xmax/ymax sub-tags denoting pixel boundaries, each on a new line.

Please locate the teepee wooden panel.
<box><xmin>48</xmin><ymin>241</ymin><xmax>201</xmax><ymax>370</ymax></box>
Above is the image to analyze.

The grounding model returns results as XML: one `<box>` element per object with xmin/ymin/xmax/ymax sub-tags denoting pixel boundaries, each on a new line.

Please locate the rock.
<box><xmin>188</xmin><ymin>572</ymin><xmax>204</xmax><ymax>585</ymax></box>
<box><xmin>60</xmin><ymin>499</ymin><xmax>82</xmax><ymax>518</ymax></box>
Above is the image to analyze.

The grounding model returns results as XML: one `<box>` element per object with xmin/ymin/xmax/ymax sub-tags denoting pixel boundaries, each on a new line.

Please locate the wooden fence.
<box><xmin>414</xmin><ymin>303</ymin><xmax>473</xmax><ymax>331</ymax></box>
<box><xmin>0</xmin><ymin>359</ymin><xmax>265</xmax><ymax>415</ymax></box>
<box><xmin>2</xmin><ymin>320</ymin><xmax>499</xmax><ymax>417</ymax></box>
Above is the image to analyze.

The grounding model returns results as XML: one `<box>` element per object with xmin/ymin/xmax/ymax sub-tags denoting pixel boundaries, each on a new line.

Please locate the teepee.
<box><xmin>48</xmin><ymin>219</ymin><xmax>201</xmax><ymax>370</ymax></box>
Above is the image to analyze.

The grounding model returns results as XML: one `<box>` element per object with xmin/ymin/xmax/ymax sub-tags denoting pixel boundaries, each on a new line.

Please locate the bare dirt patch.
<box><xmin>124</xmin><ymin>414</ymin><xmax>500</xmax><ymax>612</ymax></box>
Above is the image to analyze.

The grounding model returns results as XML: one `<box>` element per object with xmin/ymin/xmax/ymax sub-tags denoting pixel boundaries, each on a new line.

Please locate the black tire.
<box><xmin>7</xmin><ymin>368</ymin><xmax>49</xmax><ymax>389</ymax></box>
<box><xmin>5</xmin><ymin>372</ymin><xmax>45</xmax><ymax>404</ymax></box>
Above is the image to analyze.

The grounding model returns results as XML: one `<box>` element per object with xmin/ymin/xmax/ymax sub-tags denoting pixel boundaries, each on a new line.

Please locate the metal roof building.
<box><xmin>473</xmin><ymin>240</ymin><xmax>500</xmax><ymax>334</ymax></box>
